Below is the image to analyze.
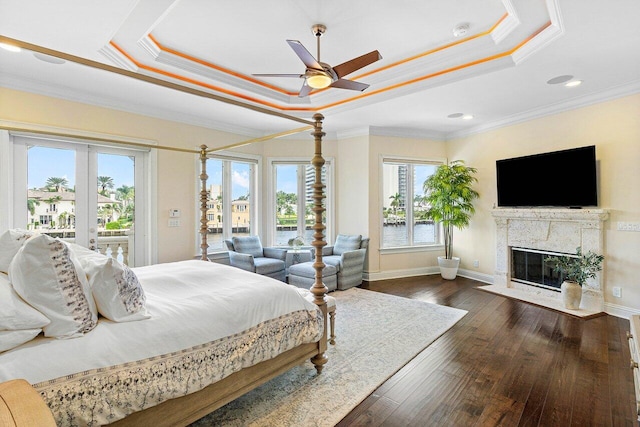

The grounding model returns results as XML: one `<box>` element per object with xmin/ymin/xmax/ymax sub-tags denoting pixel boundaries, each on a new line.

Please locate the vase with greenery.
<box><xmin>423</xmin><ymin>160</ymin><xmax>479</xmax><ymax>279</ymax></box>
<box><xmin>545</xmin><ymin>247</ymin><xmax>604</xmax><ymax>309</ymax></box>
<box><xmin>287</xmin><ymin>235</ymin><xmax>305</xmax><ymax>251</ymax></box>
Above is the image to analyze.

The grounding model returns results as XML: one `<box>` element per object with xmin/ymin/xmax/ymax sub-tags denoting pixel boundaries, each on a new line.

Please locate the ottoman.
<box><xmin>288</xmin><ymin>261</ymin><xmax>338</xmax><ymax>292</ymax></box>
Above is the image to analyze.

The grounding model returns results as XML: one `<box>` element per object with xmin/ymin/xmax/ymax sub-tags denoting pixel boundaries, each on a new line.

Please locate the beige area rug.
<box><xmin>191</xmin><ymin>287</ymin><xmax>467</xmax><ymax>427</ymax></box>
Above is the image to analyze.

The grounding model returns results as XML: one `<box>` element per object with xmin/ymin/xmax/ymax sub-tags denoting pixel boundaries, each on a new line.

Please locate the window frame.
<box><xmin>198</xmin><ymin>151</ymin><xmax>260</xmax><ymax>255</ymax></box>
<box><xmin>379</xmin><ymin>155</ymin><xmax>445</xmax><ymax>252</ymax></box>
<box><xmin>267</xmin><ymin>157</ymin><xmax>334</xmax><ymax>247</ymax></box>
<box><xmin>0</xmin><ymin>128</ymin><xmax>155</xmax><ymax>266</ymax></box>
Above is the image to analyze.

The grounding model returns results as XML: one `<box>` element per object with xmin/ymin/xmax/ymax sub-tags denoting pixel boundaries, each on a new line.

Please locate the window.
<box><xmin>382</xmin><ymin>158</ymin><xmax>442</xmax><ymax>248</ymax></box>
<box><xmin>269</xmin><ymin>159</ymin><xmax>333</xmax><ymax>247</ymax></box>
<box><xmin>202</xmin><ymin>154</ymin><xmax>258</xmax><ymax>252</ymax></box>
<box><xmin>2</xmin><ymin>131</ymin><xmax>150</xmax><ymax>266</ymax></box>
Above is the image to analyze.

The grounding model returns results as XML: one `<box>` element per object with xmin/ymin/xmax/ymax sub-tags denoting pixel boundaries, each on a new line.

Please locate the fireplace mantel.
<box><xmin>491</xmin><ymin>208</ymin><xmax>609</xmax><ymax>224</ymax></box>
<box><xmin>487</xmin><ymin>208</ymin><xmax>609</xmax><ymax>316</ymax></box>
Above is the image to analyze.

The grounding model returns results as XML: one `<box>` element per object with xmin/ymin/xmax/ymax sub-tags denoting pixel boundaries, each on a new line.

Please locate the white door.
<box><xmin>10</xmin><ymin>134</ymin><xmax>148</xmax><ymax>266</ymax></box>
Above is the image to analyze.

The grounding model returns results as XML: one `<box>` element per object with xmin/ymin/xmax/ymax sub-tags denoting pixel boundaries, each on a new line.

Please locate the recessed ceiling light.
<box><xmin>447</xmin><ymin>113</ymin><xmax>464</xmax><ymax>118</ymax></box>
<box><xmin>33</xmin><ymin>52</ymin><xmax>66</xmax><ymax>65</ymax></box>
<box><xmin>547</xmin><ymin>75</ymin><xmax>573</xmax><ymax>85</ymax></box>
<box><xmin>564</xmin><ymin>80</ymin><xmax>582</xmax><ymax>87</ymax></box>
<box><xmin>462</xmin><ymin>114</ymin><xmax>474</xmax><ymax>120</ymax></box>
<box><xmin>0</xmin><ymin>42</ymin><xmax>21</xmax><ymax>53</ymax></box>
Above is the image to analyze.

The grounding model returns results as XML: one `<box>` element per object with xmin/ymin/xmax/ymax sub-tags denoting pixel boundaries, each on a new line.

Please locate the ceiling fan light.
<box><xmin>307</xmin><ymin>74</ymin><xmax>332</xmax><ymax>89</ymax></box>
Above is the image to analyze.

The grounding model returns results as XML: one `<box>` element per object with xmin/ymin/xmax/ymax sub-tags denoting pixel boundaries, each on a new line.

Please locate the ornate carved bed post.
<box><xmin>310</xmin><ymin>113</ymin><xmax>328</xmax><ymax>373</ymax></box>
<box><xmin>199</xmin><ymin>145</ymin><xmax>209</xmax><ymax>261</ymax></box>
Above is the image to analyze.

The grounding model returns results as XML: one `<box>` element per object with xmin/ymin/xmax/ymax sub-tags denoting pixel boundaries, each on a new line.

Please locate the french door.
<box><xmin>10</xmin><ymin>134</ymin><xmax>148</xmax><ymax>266</ymax></box>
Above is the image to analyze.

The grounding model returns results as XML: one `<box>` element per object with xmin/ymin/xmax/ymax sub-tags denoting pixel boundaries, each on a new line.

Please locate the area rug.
<box><xmin>191</xmin><ymin>287</ymin><xmax>467</xmax><ymax>427</ymax></box>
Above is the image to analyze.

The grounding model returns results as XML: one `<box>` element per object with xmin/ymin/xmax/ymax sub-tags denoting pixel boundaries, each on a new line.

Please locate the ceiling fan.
<box><xmin>253</xmin><ymin>24</ymin><xmax>382</xmax><ymax>97</ymax></box>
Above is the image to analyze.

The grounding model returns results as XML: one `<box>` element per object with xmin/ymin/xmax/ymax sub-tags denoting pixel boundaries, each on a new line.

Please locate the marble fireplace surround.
<box><xmin>484</xmin><ymin>208</ymin><xmax>609</xmax><ymax>317</ymax></box>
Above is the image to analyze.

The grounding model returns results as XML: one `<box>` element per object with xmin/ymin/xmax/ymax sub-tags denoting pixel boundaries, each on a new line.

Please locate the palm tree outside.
<box><xmin>98</xmin><ymin>176</ymin><xmax>115</xmax><ymax>195</ymax></box>
<box><xmin>45</xmin><ymin>177</ymin><xmax>68</xmax><ymax>192</ymax></box>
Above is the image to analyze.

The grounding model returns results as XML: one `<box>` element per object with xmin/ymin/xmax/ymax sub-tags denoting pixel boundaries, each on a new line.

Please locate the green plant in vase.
<box><xmin>423</xmin><ymin>160</ymin><xmax>479</xmax><ymax>279</ymax></box>
<box><xmin>545</xmin><ymin>247</ymin><xmax>604</xmax><ymax>309</ymax></box>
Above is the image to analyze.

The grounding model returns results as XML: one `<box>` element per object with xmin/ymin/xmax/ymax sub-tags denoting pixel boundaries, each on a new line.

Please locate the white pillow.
<box><xmin>9</xmin><ymin>234</ymin><xmax>98</xmax><ymax>338</ymax></box>
<box><xmin>68</xmin><ymin>243</ymin><xmax>150</xmax><ymax>322</ymax></box>
<box><xmin>0</xmin><ymin>273</ymin><xmax>49</xmax><ymax>330</ymax></box>
<box><xmin>0</xmin><ymin>329</ymin><xmax>42</xmax><ymax>353</ymax></box>
<box><xmin>0</xmin><ymin>229</ymin><xmax>35</xmax><ymax>273</ymax></box>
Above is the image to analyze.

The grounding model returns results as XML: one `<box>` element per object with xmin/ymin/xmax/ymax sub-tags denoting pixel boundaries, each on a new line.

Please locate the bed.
<box><xmin>0</xmin><ymin>257</ymin><xmax>327</xmax><ymax>426</ymax></box>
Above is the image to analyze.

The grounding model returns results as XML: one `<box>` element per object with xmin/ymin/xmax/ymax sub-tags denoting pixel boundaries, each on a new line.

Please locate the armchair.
<box><xmin>315</xmin><ymin>234</ymin><xmax>369</xmax><ymax>290</ymax></box>
<box><xmin>224</xmin><ymin>236</ymin><xmax>287</xmax><ymax>282</ymax></box>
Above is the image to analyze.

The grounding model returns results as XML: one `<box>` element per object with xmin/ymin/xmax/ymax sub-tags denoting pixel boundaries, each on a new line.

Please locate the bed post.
<box><xmin>310</xmin><ymin>113</ymin><xmax>328</xmax><ymax>373</ymax></box>
<box><xmin>199</xmin><ymin>145</ymin><xmax>209</xmax><ymax>261</ymax></box>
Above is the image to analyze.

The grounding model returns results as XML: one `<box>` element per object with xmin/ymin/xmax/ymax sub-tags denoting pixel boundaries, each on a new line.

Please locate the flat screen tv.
<box><xmin>496</xmin><ymin>145</ymin><xmax>597</xmax><ymax>207</ymax></box>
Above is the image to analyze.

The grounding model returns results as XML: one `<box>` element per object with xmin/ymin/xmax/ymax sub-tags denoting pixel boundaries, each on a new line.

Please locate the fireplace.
<box><xmin>490</xmin><ymin>208</ymin><xmax>608</xmax><ymax>314</ymax></box>
<box><xmin>511</xmin><ymin>247</ymin><xmax>574</xmax><ymax>291</ymax></box>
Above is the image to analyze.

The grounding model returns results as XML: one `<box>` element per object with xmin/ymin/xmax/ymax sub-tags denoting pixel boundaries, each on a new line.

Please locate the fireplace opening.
<box><xmin>511</xmin><ymin>247</ymin><xmax>576</xmax><ymax>292</ymax></box>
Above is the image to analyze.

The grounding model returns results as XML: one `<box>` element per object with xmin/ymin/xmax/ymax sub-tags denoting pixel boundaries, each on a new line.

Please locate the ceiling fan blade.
<box><xmin>286</xmin><ymin>40</ymin><xmax>323</xmax><ymax>70</ymax></box>
<box><xmin>332</xmin><ymin>50</ymin><xmax>382</xmax><ymax>78</ymax></box>
<box><xmin>252</xmin><ymin>73</ymin><xmax>303</xmax><ymax>78</ymax></box>
<box><xmin>330</xmin><ymin>79</ymin><xmax>370</xmax><ymax>91</ymax></box>
<box><xmin>298</xmin><ymin>81</ymin><xmax>312</xmax><ymax>98</ymax></box>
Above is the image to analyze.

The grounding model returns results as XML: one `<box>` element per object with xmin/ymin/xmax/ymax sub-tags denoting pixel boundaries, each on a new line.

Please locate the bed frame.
<box><xmin>0</xmin><ymin>38</ymin><xmax>332</xmax><ymax>427</ymax></box>
<box><xmin>110</xmin><ymin>114</ymin><xmax>331</xmax><ymax>426</ymax></box>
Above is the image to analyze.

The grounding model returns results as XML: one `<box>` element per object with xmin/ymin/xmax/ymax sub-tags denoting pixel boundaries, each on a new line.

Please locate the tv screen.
<box><xmin>496</xmin><ymin>145</ymin><xmax>597</xmax><ymax>207</ymax></box>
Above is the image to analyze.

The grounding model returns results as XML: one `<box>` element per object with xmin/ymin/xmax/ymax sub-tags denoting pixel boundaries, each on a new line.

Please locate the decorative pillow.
<box><xmin>0</xmin><ymin>329</ymin><xmax>42</xmax><ymax>353</ymax></box>
<box><xmin>332</xmin><ymin>234</ymin><xmax>362</xmax><ymax>255</ymax></box>
<box><xmin>0</xmin><ymin>229</ymin><xmax>35</xmax><ymax>274</ymax></box>
<box><xmin>0</xmin><ymin>273</ymin><xmax>50</xmax><ymax>330</ymax></box>
<box><xmin>8</xmin><ymin>234</ymin><xmax>98</xmax><ymax>338</ymax></box>
<box><xmin>67</xmin><ymin>243</ymin><xmax>149</xmax><ymax>322</ymax></box>
<box><xmin>232</xmin><ymin>236</ymin><xmax>264</xmax><ymax>258</ymax></box>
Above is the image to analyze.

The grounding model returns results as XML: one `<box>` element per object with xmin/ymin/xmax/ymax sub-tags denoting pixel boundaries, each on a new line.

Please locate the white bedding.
<box><xmin>0</xmin><ymin>260</ymin><xmax>321</xmax><ymax>385</ymax></box>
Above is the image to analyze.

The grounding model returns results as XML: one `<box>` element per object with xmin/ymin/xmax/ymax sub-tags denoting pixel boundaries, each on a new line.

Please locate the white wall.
<box><xmin>447</xmin><ymin>93</ymin><xmax>640</xmax><ymax>315</ymax></box>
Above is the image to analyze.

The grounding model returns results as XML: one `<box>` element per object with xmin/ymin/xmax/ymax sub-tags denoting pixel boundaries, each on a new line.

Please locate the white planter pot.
<box><xmin>561</xmin><ymin>280</ymin><xmax>582</xmax><ymax>310</ymax></box>
<box><xmin>438</xmin><ymin>256</ymin><xmax>460</xmax><ymax>280</ymax></box>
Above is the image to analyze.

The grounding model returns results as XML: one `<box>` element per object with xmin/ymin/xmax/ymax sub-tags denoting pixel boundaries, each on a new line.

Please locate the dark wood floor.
<box><xmin>337</xmin><ymin>276</ymin><xmax>636</xmax><ymax>427</ymax></box>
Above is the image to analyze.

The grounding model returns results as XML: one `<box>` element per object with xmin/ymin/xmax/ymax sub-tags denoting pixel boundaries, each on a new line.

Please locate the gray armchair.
<box><xmin>224</xmin><ymin>236</ymin><xmax>287</xmax><ymax>282</ymax></box>
<box><xmin>313</xmin><ymin>234</ymin><xmax>369</xmax><ymax>290</ymax></box>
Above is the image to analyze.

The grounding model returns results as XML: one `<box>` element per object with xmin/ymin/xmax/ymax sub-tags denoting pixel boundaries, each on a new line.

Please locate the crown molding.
<box><xmin>98</xmin><ymin>43</ymin><xmax>137</xmax><ymax>71</ymax></box>
<box><xmin>446</xmin><ymin>79</ymin><xmax>640</xmax><ymax>140</ymax></box>
<box><xmin>142</xmin><ymin>36</ymin><xmax>298</xmax><ymax>104</ymax></box>
<box><xmin>491</xmin><ymin>0</ymin><xmax>520</xmax><ymax>44</ymax></box>
<box><xmin>512</xmin><ymin>0</ymin><xmax>564</xmax><ymax>65</ymax></box>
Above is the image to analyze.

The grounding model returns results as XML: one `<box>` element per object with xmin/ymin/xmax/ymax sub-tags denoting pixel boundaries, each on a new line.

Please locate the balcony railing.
<box><xmin>44</xmin><ymin>229</ymin><xmax>133</xmax><ymax>266</ymax></box>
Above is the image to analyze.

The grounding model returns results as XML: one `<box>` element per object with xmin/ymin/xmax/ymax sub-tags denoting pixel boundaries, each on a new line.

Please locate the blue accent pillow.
<box><xmin>232</xmin><ymin>236</ymin><xmax>263</xmax><ymax>258</ymax></box>
<box><xmin>333</xmin><ymin>234</ymin><xmax>362</xmax><ymax>255</ymax></box>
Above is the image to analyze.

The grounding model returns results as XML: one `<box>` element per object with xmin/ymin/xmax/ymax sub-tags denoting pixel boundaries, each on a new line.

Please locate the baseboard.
<box><xmin>605</xmin><ymin>302</ymin><xmax>640</xmax><ymax>319</ymax></box>
<box><xmin>456</xmin><ymin>269</ymin><xmax>494</xmax><ymax>285</ymax></box>
<box><xmin>364</xmin><ymin>266</ymin><xmax>440</xmax><ymax>281</ymax></box>
<box><xmin>364</xmin><ymin>267</ymin><xmax>492</xmax><ymax>283</ymax></box>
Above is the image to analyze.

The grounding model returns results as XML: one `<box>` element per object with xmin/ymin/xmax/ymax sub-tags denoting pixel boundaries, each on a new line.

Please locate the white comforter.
<box><xmin>0</xmin><ymin>260</ymin><xmax>320</xmax><ymax>385</ymax></box>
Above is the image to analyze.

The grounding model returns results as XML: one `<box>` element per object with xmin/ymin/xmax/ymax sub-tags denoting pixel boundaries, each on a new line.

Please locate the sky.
<box><xmin>206</xmin><ymin>159</ymin><xmax>298</xmax><ymax>197</ymax></box>
<box><xmin>28</xmin><ymin>146</ymin><xmax>135</xmax><ymax>190</ymax></box>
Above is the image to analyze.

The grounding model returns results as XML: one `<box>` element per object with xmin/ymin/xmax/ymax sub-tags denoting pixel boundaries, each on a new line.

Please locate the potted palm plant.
<box><xmin>423</xmin><ymin>160</ymin><xmax>479</xmax><ymax>279</ymax></box>
<box><xmin>545</xmin><ymin>247</ymin><xmax>604</xmax><ymax>309</ymax></box>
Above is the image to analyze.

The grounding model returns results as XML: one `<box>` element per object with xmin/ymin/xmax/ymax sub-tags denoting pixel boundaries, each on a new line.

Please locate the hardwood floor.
<box><xmin>337</xmin><ymin>276</ymin><xmax>636</xmax><ymax>427</ymax></box>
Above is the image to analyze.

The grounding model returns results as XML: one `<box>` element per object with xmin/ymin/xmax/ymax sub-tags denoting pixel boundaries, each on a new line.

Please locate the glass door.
<box><xmin>12</xmin><ymin>135</ymin><xmax>147</xmax><ymax>266</ymax></box>
<box><xmin>95</xmin><ymin>150</ymin><xmax>138</xmax><ymax>266</ymax></box>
